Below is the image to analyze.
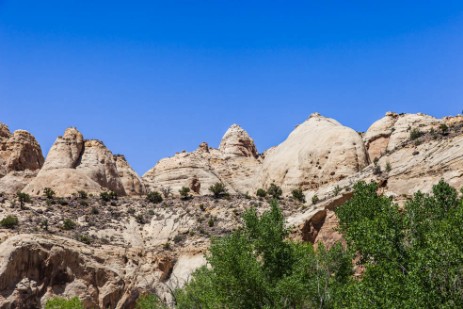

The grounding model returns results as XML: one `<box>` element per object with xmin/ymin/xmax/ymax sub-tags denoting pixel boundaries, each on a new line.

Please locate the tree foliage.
<box><xmin>45</xmin><ymin>297</ymin><xmax>84</xmax><ymax>309</ymax></box>
<box><xmin>175</xmin><ymin>200</ymin><xmax>351</xmax><ymax>308</ymax></box>
<box><xmin>173</xmin><ymin>179</ymin><xmax>463</xmax><ymax>308</ymax></box>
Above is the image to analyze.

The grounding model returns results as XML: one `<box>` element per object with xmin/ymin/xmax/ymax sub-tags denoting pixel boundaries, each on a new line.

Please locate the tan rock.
<box><xmin>115</xmin><ymin>155</ymin><xmax>146</xmax><ymax>195</ymax></box>
<box><xmin>143</xmin><ymin>124</ymin><xmax>261</xmax><ymax>196</ymax></box>
<box><xmin>24</xmin><ymin>128</ymin><xmax>142</xmax><ymax>196</ymax></box>
<box><xmin>258</xmin><ymin>113</ymin><xmax>369</xmax><ymax>193</ymax></box>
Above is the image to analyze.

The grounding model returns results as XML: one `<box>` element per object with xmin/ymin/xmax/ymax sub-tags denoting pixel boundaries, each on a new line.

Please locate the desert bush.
<box><xmin>267</xmin><ymin>183</ymin><xmax>282</xmax><ymax>199</ymax></box>
<box><xmin>179</xmin><ymin>187</ymin><xmax>191</xmax><ymax>200</ymax></box>
<box><xmin>146</xmin><ymin>191</ymin><xmax>163</xmax><ymax>204</ymax></box>
<box><xmin>209</xmin><ymin>182</ymin><xmax>228</xmax><ymax>198</ymax></box>
<box><xmin>100</xmin><ymin>191</ymin><xmax>117</xmax><ymax>202</ymax></box>
<box><xmin>77</xmin><ymin>190</ymin><xmax>88</xmax><ymax>199</ymax></box>
<box><xmin>256</xmin><ymin>188</ymin><xmax>267</xmax><ymax>198</ymax></box>
<box><xmin>291</xmin><ymin>188</ymin><xmax>305</xmax><ymax>203</ymax></box>
<box><xmin>63</xmin><ymin>218</ymin><xmax>76</xmax><ymax>230</ymax></box>
<box><xmin>0</xmin><ymin>215</ymin><xmax>18</xmax><ymax>229</ymax></box>
<box><xmin>160</xmin><ymin>186</ymin><xmax>172</xmax><ymax>198</ymax></box>
<box><xmin>311</xmin><ymin>194</ymin><xmax>319</xmax><ymax>205</ymax></box>
<box><xmin>15</xmin><ymin>191</ymin><xmax>31</xmax><ymax>209</ymax></box>
<box><xmin>43</xmin><ymin>187</ymin><xmax>55</xmax><ymax>199</ymax></box>
<box><xmin>410</xmin><ymin>128</ymin><xmax>423</xmax><ymax>140</ymax></box>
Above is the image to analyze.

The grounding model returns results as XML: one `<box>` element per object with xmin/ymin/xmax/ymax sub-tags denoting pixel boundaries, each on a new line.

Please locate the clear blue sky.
<box><xmin>1</xmin><ymin>1</ymin><xmax>462</xmax><ymax>175</ymax></box>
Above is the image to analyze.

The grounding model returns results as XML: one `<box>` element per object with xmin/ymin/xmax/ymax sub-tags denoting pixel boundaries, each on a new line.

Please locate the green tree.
<box><xmin>175</xmin><ymin>200</ymin><xmax>351</xmax><ymax>308</ymax></box>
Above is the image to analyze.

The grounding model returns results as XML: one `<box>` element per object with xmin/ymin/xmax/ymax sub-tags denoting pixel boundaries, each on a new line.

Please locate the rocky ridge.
<box><xmin>0</xmin><ymin>111</ymin><xmax>463</xmax><ymax>308</ymax></box>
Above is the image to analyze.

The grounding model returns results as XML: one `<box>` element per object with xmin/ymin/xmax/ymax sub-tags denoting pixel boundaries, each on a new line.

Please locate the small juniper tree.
<box><xmin>267</xmin><ymin>183</ymin><xmax>282</xmax><ymax>199</ymax></box>
<box><xmin>43</xmin><ymin>187</ymin><xmax>56</xmax><ymax>199</ymax></box>
<box><xmin>209</xmin><ymin>182</ymin><xmax>228</xmax><ymax>198</ymax></box>
<box><xmin>179</xmin><ymin>187</ymin><xmax>191</xmax><ymax>200</ymax></box>
<box><xmin>16</xmin><ymin>191</ymin><xmax>31</xmax><ymax>209</ymax></box>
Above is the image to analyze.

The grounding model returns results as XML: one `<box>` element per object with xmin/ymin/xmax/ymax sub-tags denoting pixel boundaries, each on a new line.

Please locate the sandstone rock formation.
<box><xmin>23</xmin><ymin>128</ymin><xmax>143</xmax><ymax>196</ymax></box>
<box><xmin>0</xmin><ymin>123</ymin><xmax>44</xmax><ymax>193</ymax></box>
<box><xmin>143</xmin><ymin>124</ymin><xmax>260</xmax><ymax>195</ymax></box>
<box><xmin>258</xmin><ymin>113</ymin><xmax>369</xmax><ymax>193</ymax></box>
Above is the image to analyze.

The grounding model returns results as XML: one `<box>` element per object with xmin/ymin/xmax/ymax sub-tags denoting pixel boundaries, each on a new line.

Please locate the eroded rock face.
<box><xmin>364</xmin><ymin>112</ymin><xmax>442</xmax><ymax>161</ymax></box>
<box><xmin>258</xmin><ymin>113</ymin><xmax>369</xmax><ymax>193</ymax></box>
<box><xmin>219</xmin><ymin>124</ymin><xmax>258</xmax><ymax>158</ymax></box>
<box><xmin>143</xmin><ymin>125</ymin><xmax>261</xmax><ymax>195</ymax></box>
<box><xmin>115</xmin><ymin>155</ymin><xmax>146</xmax><ymax>195</ymax></box>
<box><xmin>0</xmin><ymin>124</ymin><xmax>44</xmax><ymax>193</ymax></box>
<box><xmin>23</xmin><ymin>128</ymin><xmax>142</xmax><ymax>196</ymax></box>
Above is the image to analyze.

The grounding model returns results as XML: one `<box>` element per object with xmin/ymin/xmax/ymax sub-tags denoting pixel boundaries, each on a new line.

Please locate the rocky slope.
<box><xmin>0</xmin><ymin>111</ymin><xmax>462</xmax><ymax>308</ymax></box>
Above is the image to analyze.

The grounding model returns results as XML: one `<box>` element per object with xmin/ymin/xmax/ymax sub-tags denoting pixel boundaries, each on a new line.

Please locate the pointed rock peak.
<box><xmin>113</xmin><ymin>154</ymin><xmax>127</xmax><ymax>161</ymax></box>
<box><xmin>197</xmin><ymin>142</ymin><xmax>210</xmax><ymax>153</ymax></box>
<box><xmin>62</xmin><ymin>127</ymin><xmax>84</xmax><ymax>141</ymax></box>
<box><xmin>220</xmin><ymin>124</ymin><xmax>258</xmax><ymax>158</ymax></box>
<box><xmin>0</xmin><ymin>123</ymin><xmax>11</xmax><ymax>140</ymax></box>
<box><xmin>84</xmin><ymin>139</ymin><xmax>107</xmax><ymax>148</ymax></box>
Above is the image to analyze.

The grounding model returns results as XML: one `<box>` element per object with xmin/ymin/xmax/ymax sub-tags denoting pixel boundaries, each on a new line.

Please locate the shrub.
<box><xmin>439</xmin><ymin>123</ymin><xmax>449</xmax><ymax>134</ymax></box>
<box><xmin>15</xmin><ymin>191</ymin><xmax>31</xmax><ymax>209</ymax></box>
<box><xmin>136</xmin><ymin>214</ymin><xmax>145</xmax><ymax>224</ymax></box>
<box><xmin>311</xmin><ymin>194</ymin><xmax>319</xmax><ymax>205</ymax></box>
<box><xmin>100</xmin><ymin>191</ymin><xmax>117</xmax><ymax>202</ymax></box>
<box><xmin>385</xmin><ymin>162</ymin><xmax>392</xmax><ymax>172</ymax></box>
<box><xmin>45</xmin><ymin>296</ymin><xmax>84</xmax><ymax>309</ymax></box>
<box><xmin>208</xmin><ymin>217</ymin><xmax>215</xmax><ymax>227</ymax></box>
<box><xmin>77</xmin><ymin>190</ymin><xmax>88</xmax><ymax>199</ymax></box>
<box><xmin>267</xmin><ymin>183</ymin><xmax>282</xmax><ymax>199</ymax></box>
<box><xmin>146</xmin><ymin>191</ymin><xmax>163</xmax><ymax>204</ymax></box>
<box><xmin>91</xmin><ymin>207</ymin><xmax>99</xmax><ymax>215</ymax></box>
<box><xmin>160</xmin><ymin>186</ymin><xmax>172</xmax><ymax>198</ymax></box>
<box><xmin>135</xmin><ymin>294</ymin><xmax>167</xmax><ymax>309</ymax></box>
<box><xmin>373</xmin><ymin>165</ymin><xmax>382</xmax><ymax>175</ymax></box>
<box><xmin>63</xmin><ymin>218</ymin><xmax>76</xmax><ymax>230</ymax></box>
<box><xmin>209</xmin><ymin>182</ymin><xmax>228</xmax><ymax>198</ymax></box>
<box><xmin>333</xmin><ymin>185</ymin><xmax>341</xmax><ymax>196</ymax></box>
<box><xmin>78</xmin><ymin>234</ymin><xmax>92</xmax><ymax>245</ymax></box>
<box><xmin>0</xmin><ymin>215</ymin><xmax>18</xmax><ymax>229</ymax></box>
<box><xmin>43</xmin><ymin>187</ymin><xmax>55</xmax><ymax>199</ymax></box>
<box><xmin>179</xmin><ymin>187</ymin><xmax>191</xmax><ymax>200</ymax></box>
<box><xmin>256</xmin><ymin>188</ymin><xmax>267</xmax><ymax>198</ymax></box>
<box><xmin>410</xmin><ymin>128</ymin><xmax>423</xmax><ymax>140</ymax></box>
<box><xmin>291</xmin><ymin>188</ymin><xmax>305</xmax><ymax>203</ymax></box>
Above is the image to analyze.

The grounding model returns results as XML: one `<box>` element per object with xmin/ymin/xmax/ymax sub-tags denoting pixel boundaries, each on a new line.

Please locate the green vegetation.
<box><xmin>100</xmin><ymin>191</ymin><xmax>117</xmax><ymax>202</ymax></box>
<box><xmin>333</xmin><ymin>185</ymin><xmax>341</xmax><ymax>196</ymax></box>
<box><xmin>179</xmin><ymin>187</ymin><xmax>191</xmax><ymax>200</ymax></box>
<box><xmin>146</xmin><ymin>191</ymin><xmax>163</xmax><ymax>204</ymax></box>
<box><xmin>135</xmin><ymin>294</ymin><xmax>167</xmax><ymax>309</ymax></box>
<box><xmin>63</xmin><ymin>218</ymin><xmax>76</xmax><ymax>230</ymax></box>
<box><xmin>16</xmin><ymin>191</ymin><xmax>31</xmax><ymax>209</ymax></box>
<box><xmin>45</xmin><ymin>297</ymin><xmax>84</xmax><ymax>309</ymax></box>
<box><xmin>171</xmin><ymin>179</ymin><xmax>463</xmax><ymax>308</ymax></box>
<box><xmin>256</xmin><ymin>188</ymin><xmax>267</xmax><ymax>198</ymax></box>
<box><xmin>439</xmin><ymin>123</ymin><xmax>449</xmax><ymax>134</ymax></box>
<box><xmin>174</xmin><ymin>199</ymin><xmax>351</xmax><ymax>308</ymax></box>
<box><xmin>291</xmin><ymin>188</ymin><xmax>305</xmax><ymax>202</ymax></box>
<box><xmin>0</xmin><ymin>215</ymin><xmax>18</xmax><ymax>229</ymax></box>
<box><xmin>76</xmin><ymin>190</ymin><xmax>88</xmax><ymax>199</ymax></box>
<box><xmin>209</xmin><ymin>182</ymin><xmax>228</xmax><ymax>198</ymax></box>
<box><xmin>311</xmin><ymin>194</ymin><xmax>319</xmax><ymax>205</ymax></box>
<box><xmin>267</xmin><ymin>183</ymin><xmax>282</xmax><ymax>199</ymax></box>
<box><xmin>410</xmin><ymin>128</ymin><xmax>423</xmax><ymax>140</ymax></box>
<box><xmin>43</xmin><ymin>187</ymin><xmax>56</xmax><ymax>199</ymax></box>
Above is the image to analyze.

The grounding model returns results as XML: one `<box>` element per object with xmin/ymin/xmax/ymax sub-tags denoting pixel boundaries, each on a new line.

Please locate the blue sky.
<box><xmin>1</xmin><ymin>1</ymin><xmax>463</xmax><ymax>174</ymax></box>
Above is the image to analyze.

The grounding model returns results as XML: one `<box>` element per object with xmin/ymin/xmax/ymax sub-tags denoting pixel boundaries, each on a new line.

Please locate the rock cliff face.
<box><xmin>23</xmin><ymin>128</ymin><xmax>143</xmax><ymax>196</ymax></box>
<box><xmin>143</xmin><ymin>124</ymin><xmax>260</xmax><ymax>195</ymax></box>
<box><xmin>0</xmin><ymin>124</ymin><xmax>44</xmax><ymax>193</ymax></box>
